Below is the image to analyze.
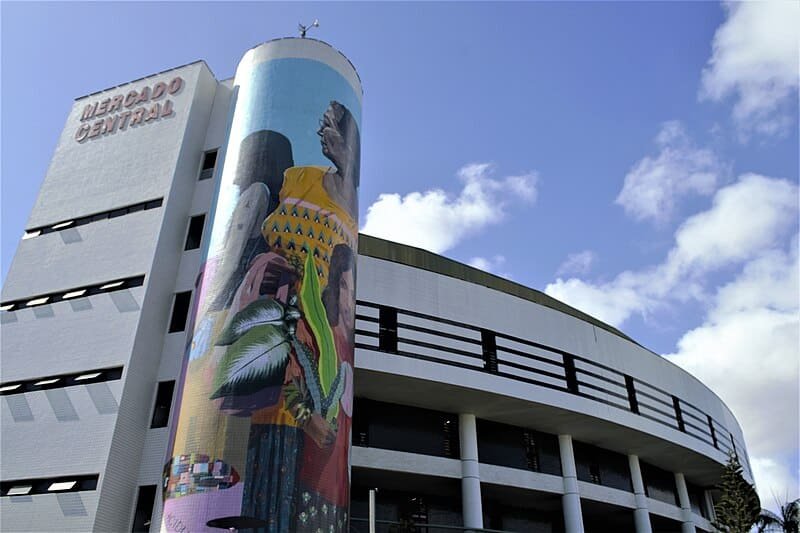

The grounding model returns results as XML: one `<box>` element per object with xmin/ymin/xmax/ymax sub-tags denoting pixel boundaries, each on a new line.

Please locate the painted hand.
<box><xmin>304</xmin><ymin>412</ymin><xmax>336</xmax><ymax>448</ymax></box>
<box><xmin>228</xmin><ymin>252</ymin><xmax>287</xmax><ymax>313</ymax></box>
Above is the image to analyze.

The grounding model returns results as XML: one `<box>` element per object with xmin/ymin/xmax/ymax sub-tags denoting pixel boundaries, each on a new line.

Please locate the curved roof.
<box><xmin>358</xmin><ymin>233</ymin><xmax>640</xmax><ymax>347</ymax></box>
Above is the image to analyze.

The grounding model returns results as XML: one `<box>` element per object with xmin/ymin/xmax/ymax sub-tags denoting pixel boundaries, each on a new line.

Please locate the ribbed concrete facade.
<box><xmin>3</xmin><ymin>58</ymin><xmax>227</xmax><ymax>533</ymax></box>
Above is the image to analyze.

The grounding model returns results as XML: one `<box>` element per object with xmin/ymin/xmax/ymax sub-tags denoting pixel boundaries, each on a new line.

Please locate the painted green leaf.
<box><xmin>210</xmin><ymin>325</ymin><xmax>290</xmax><ymax>399</ymax></box>
<box><xmin>322</xmin><ymin>365</ymin><xmax>345</xmax><ymax>422</ymax></box>
<box><xmin>291</xmin><ymin>339</ymin><xmax>322</xmax><ymax>412</ymax></box>
<box><xmin>299</xmin><ymin>254</ymin><xmax>337</xmax><ymax>396</ymax></box>
<box><xmin>215</xmin><ymin>299</ymin><xmax>288</xmax><ymax>346</ymax></box>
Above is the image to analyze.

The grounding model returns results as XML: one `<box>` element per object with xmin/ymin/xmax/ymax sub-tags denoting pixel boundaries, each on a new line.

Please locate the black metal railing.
<box><xmin>354</xmin><ymin>300</ymin><xmax>749</xmax><ymax>476</ymax></box>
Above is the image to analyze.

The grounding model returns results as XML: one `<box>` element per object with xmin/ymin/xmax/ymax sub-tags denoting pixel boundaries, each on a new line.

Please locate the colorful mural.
<box><xmin>161</xmin><ymin>40</ymin><xmax>361</xmax><ymax>533</ymax></box>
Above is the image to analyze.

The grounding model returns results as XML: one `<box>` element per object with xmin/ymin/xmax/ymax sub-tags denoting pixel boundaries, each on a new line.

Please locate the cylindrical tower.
<box><xmin>161</xmin><ymin>38</ymin><xmax>362</xmax><ymax>533</ymax></box>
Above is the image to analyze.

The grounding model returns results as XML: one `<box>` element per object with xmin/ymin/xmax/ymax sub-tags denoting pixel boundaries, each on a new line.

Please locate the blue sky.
<box><xmin>2</xmin><ymin>1</ymin><xmax>798</xmax><ymax>508</ymax></box>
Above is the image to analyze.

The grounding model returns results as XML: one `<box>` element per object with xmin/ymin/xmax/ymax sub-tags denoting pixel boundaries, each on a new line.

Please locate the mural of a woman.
<box><xmin>229</xmin><ymin>101</ymin><xmax>360</xmax><ymax>532</ymax></box>
<box><xmin>292</xmin><ymin>243</ymin><xmax>355</xmax><ymax>532</ymax></box>
<box><xmin>260</xmin><ymin>101</ymin><xmax>360</xmax><ymax>282</ymax></box>
<box><xmin>161</xmin><ymin>40</ymin><xmax>361</xmax><ymax>533</ymax></box>
<box><xmin>318</xmin><ymin>101</ymin><xmax>360</xmax><ymax>218</ymax></box>
<box><xmin>206</xmin><ymin>130</ymin><xmax>294</xmax><ymax>315</ymax></box>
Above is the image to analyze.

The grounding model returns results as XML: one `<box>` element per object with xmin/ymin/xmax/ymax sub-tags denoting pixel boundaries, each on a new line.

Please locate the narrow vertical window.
<box><xmin>378</xmin><ymin>306</ymin><xmax>398</xmax><ymax>352</ymax></box>
<box><xmin>199</xmin><ymin>150</ymin><xmax>217</xmax><ymax>180</ymax></box>
<box><xmin>481</xmin><ymin>330</ymin><xmax>498</xmax><ymax>373</ymax></box>
<box><xmin>168</xmin><ymin>292</ymin><xmax>192</xmax><ymax>333</ymax></box>
<box><xmin>184</xmin><ymin>214</ymin><xmax>206</xmax><ymax>251</ymax></box>
<box><xmin>624</xmin><ymin>375</ymin><xmax>639</xmax><ymax>414</ymax></box>
<box><xmin>563</xmin><ymin>354</ymin><xmax>579</xmax><ymax>393</ymax></box>
<box><xmin>708</xmin><ymin>415</ymin><xmax>718</xmax><ymax>449</ymax></box>
<box><xmin>523</xmin><ymin>430</ymin><xmax>540</xmax><ymax>472</ymax></box>
<box><xmin>150</xmin><ymin>380</ymin><xmax>176</xmax><ymax>428</ymax></box>
<box><xmin>673</xmin><ymin>395</ymin><xmax>686</xmax><ymax>432</ymax></box>
<box><xmin>442</xmin><ymin>416</ymin><xmax>457</xmax><ymax>458</ymax></box>
<box><xmin>131</xmin><ymin>485</ymin><xmax>157</xmax><ymax>532</ymax></box>
<box><xmin>352</xmin><ymin>397</ymin><xmax>369</xmax><ymax>448</ymax></box>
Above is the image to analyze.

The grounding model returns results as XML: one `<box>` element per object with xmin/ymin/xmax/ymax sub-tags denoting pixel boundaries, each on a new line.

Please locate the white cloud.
<box><xmin>361</xmin><ymin>163</ymin><xmax>538</xmax><ymax>254</ymax></box>
<box><xmin>467</xmin><ymin>255</ymin><xmax>514</xmax><ymax>279</ymax></box>
<box><xmin>505</xmin><ymin>174</ymin><xmax>538</xmax><ymax>202</ymax></box>
<box><xmin>750</xmin><ymin>456</ymin><xmax>800</xmax><ymax>513</ymax></box>
<box><xmin>556</xmin><ymin>250</ymin><xmax>596</xmax><ymax>276</ymax></box>
<box><xmin>548</xmin><ymin>170</ymin><xmax>799</xmax><ymax>506</ymax></box>
<box><xmin>700</xmin><ymin>1</ymin><xmax>800</xmax><ymax>138</ymax></box>
<box><xmin>669</xmin><ymin>174</ymin><xmax>798</xmax><ymax>273</ymax></box>
<box><xmin>546</xmin><ymin>173</ymin><xmax>799</xmax><ymax>327</ymax></box>
<box><xmin>545</xmin><ymin>274</ymin><xmax>647</xmax><ymax>327</ymax></box>
<box><xmin>468</xmin><ymin>255</ymin><xmax>505</xmax><ymax>272</ymax></box>
<box><xmin>615</xmin><ymin>121</ymin><xmax>721</xmax><ymax>224</ymax></box>
<box><xmin>666</xmin><ymin>240</ymin><xmax>799</xmax><ymax>503</ymax></box>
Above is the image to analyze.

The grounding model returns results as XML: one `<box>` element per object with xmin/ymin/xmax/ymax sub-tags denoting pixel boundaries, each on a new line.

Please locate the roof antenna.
<box><xmin>298</xmin><ymin>19</ymin><xmax>319</xmax><ymax>38</ymax></box>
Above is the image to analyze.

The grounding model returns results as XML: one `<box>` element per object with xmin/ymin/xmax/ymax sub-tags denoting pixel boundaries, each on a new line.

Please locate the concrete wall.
<box><xmin>93</xmin><ymin>61</ymin><xmax>219</xmax><ymax>533</ymax></box>
<box><xmin>1</xmin><ymin>60</ymin><xmax>225</xmax><ymax>532</ymax></box>
<box><xmin>26</xmin><ymin>63</ymin><xmax>208</xmax><ymax>229</ymax></box>
<box><xmin>354</xmin><ymin>254</ymin><xmax>749</xmax><ymax>484</ymax></box>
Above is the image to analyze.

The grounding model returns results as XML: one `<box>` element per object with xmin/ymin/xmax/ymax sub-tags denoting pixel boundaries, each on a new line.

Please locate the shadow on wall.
<box><xmin>3</xmin><ymin>381</ymin><xmax>119</xmax><ymax>423</ymax></box>
<box><xmin>1</xmin><ymin>290</ymin><xmax>142</xmax><ymax>325</ymax></box>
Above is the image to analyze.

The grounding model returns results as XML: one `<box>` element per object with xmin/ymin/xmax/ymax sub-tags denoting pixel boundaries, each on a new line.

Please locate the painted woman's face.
<box><xmin>317</xmin><ymin>104</ymin><xmax>346</xmax><ymax>170</ymax></box>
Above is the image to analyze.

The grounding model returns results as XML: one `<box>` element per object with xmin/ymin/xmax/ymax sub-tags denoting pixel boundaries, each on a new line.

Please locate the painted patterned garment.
<box><xmin>228</xmin><ymin>164</ymin><xmax>356</xmax><ymax>533</ymax></box>
<box><xmin>261</xmin><ymin>166</ymin><xmax>356</xmax><ymax>284</ymax></box>
<box><xmin>241</xmin><ymin>424</ymin><xmax>302</xmax><ymax>531</ymax></box>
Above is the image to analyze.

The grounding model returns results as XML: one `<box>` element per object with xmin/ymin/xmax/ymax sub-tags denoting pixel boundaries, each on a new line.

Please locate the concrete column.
<box><xmin>674</xmin><ymin>473</ymin><xmax>696</xmax><ymax>533</ymax></box>
<box><xmin>703</xmin><ymin>490</ymin><xmax>717</xmax><ymax>523</ymax></box>
<box><xmin>628</xmin><ymin>455</ymin><xmax>653</xmax><ymax>533</ymax></box>
<box><xmin>459</xmin><ymin>413</ymin><xmax>483</xmax><ymax>529</ymax></box>
<box><xmin>558</xmin><ymin>434</ymin><xmax>585</xmax><ymax>533</ymax></box>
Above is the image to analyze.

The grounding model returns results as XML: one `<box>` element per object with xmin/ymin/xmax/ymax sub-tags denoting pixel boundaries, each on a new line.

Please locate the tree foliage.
<box><xmin>712</xmin><ymin>453</ymin><xmax>761</xmax><ymax>533</ymax></box>
<box><xmin>757</xmin><ymin>498</ymin><xmax>799</xmax><ymax>533</ymax></box>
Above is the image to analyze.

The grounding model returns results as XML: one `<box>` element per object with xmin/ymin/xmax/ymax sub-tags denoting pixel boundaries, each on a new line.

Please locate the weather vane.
<box><xmin>298</xmin><ymin>19</ymin><xmax>319</xmax><ymax>38</ymax></box>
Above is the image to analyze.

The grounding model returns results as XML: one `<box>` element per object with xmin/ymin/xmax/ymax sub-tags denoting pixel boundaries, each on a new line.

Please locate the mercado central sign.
<box><xmin>75</xmin><ymin>76</ymin><xmax>183</xmax><ymax>143</ymax></box>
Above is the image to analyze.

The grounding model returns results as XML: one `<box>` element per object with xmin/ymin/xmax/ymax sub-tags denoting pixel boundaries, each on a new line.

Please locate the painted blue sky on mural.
<box><xmin>2</xmin><ymin>1</ymin><xmax>797</xmax><ymax>509</ymax></box>
<box><xmin>237</xmin><ymin>58</ymin><xmax>361</xmax><ymax>166</ymax></box>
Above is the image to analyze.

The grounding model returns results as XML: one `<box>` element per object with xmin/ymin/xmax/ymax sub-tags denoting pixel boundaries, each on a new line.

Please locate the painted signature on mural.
<box><xmin>164</xmin><ymin>512</ymin><xmax>188</xmax><ymax>533</ymax></box>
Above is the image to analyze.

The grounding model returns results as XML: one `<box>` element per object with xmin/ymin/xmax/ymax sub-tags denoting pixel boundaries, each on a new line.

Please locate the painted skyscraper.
<box><xmin>161</xmin><ymin>38</ymin><xmax>361</xmax><ymax>533</ymax></box>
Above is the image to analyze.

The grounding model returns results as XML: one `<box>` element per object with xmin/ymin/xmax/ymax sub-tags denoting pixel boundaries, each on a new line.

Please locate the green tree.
<box><xmin>757</xmin><ymin>498</ymin><xmax>799</xmax><ymax>533</ymax></box>
<box><xmin>712</xmin><ymin>453</ymin><xmax>761</xmax><ymax>533</ymax></box>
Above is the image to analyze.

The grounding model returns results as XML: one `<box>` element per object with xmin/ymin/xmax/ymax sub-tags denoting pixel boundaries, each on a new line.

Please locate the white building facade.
<box><xmin>1</xmin><ymin>40</ymin><xmax>750</xmax><ymax>533</ymax></box>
